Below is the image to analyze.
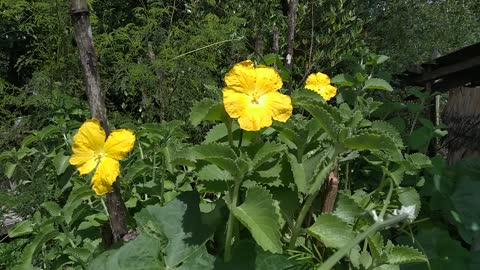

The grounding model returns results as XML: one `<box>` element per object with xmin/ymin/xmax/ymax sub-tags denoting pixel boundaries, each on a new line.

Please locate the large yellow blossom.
<box><xmin>305</xmin><ymin>72</ymin><xmax>337</xmax><ymax>101</ymax></box>
<box><xmin>222</xmin><ymin>60</ymin><xmax>292</xmax><ymax>131</ymax></box>
<box><xmin>69</xmin><ymin>119</ymin><xmax>135</xmax><ymax>195</ymax></box>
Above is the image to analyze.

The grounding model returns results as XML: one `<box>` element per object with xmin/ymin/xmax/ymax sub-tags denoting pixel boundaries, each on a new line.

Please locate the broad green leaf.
<box><xmin>190</xmin><ymin>98</ymin><xmax>226</xmax><ymax>126</ymax></box>
<box><xmin>376</xmin><ymin>55</ymin><xmax>390</xmax><ymax>64</ymax></box>
<box><xmin>63</xmin><ymin>185</ymin><xmax>94</xmax><ymax>226</ymax></box>
<box><xmin>36</xmin><ymin>125</ymin><xmax>61</xmax><ymax>140</ymax></box>
<box><xmin>405</xmin><ymin>153</ymin><xmax>432</xmax><ymax>170</ymax></box>
<box><xmin>16</xmin><ymin>224</ymin><xmax>59</xmax><ymax>268</ymax></box>
<box><xmin>4</xmin><ymin>161</ymin><xmax>16</xmax><ymax>179</ymax></box>
<box><xmin>88</xmin><ymin>234</ymin><xmax>165</xmax><ymax>270</ymax></box>
<box><xmin>175</xmin><ymin>246</ymin><xmax>214</xmax><ymax>270</ymax></box>
<box><xmin>293</xmin><ymin>91</ymin><xmax>343</xmax><ymax>140</ymax></box>
<box><xmin>8</xmin><ymin>220</ymin><xmax>34</xmax><ymax>238</ymax></box>
<box><xmin>204</xmin><ymin>123</ymin><xmax>229</xmax><ymax>143</ymax></box>
<box><xmin>198</xmin><ymin>164</ymin><xmax>234</xmax><ymax>181</ymax></box>
<box><xmin>343</xmin><ymin>132</ymin><xmax>397</xmax><ymax>152</ymax></box>
<box><xmin>193</xmin><ymin>143</ymin><xmax>237</xmax><ymax>160</ymax></box>
<box><xmin>251</xmin><ymin>142</ymin><xmax>286</xmax><ymax>170</ymax></box>
<box><xmin>286</xmin><ymin>153</ymin><xmax>307</xmax><ymax>193</ymax></box>
<box><xmin>307</xmin><ymin>214</ymin><xmax>355</xmax><ymax>249</ymax></box>
<box><xmin>53</xmin><ymin>152</ymin><xmax>70</xmax><ymax>175</ymax></box>
<box><xmin>41</xmin><ymin>201</ymin><xmax>62</xmax><ymax>217</ymax></box>
<box><xmin>397</xmin><ymin>187</ymin><xmax>421</xmax><ymax>220</ymax></box>
<box><xmin>371</xmin><ymin>120</ymin><xmax>404</xmax><ymax>149</ymax></box>
<box><xmin>134</xmin><ymin>191</ymin><xmax>213</xmax><ymax>268</ymax></box>
<box><xmin>367</xmin><ymin>232</ymin><xmax>384</xmax><ymax>260</ymax></box>
<box><xmin>387</xmin><ymin>245</ymin><xmax>427</xmax><ymax>264</ymax></box>
<box><xmin>21</xmin><ymin>135</ymin><xmax>37</xmax><ymax>147</ymax></box>
<box><xmin>363</xmin><ymin>78</ymin><xmax>393</xmax><ymax>91</ymax></box>
<box><xmin>299</xmin><ymin>103</ymin><xmax>342</xmax><ymax>140</ymax></box>
<box><xmin>334</xmin><ymin>193</ymin><xmax>363</xmax><ymax>224</ymax></box>
<box><xmin>232</xmin><ymin>186</ymin><xmax>282</xmax><ymax>253</ymax></box>
<box><xmin>216</xmin><ymin>240</ymin><xmax>296</xmax><ymax>270</ymax></box>
<box><xmin>332</xmin><ymin>73</ymin><xmax>356</xmax><ymax>86</ymax></box>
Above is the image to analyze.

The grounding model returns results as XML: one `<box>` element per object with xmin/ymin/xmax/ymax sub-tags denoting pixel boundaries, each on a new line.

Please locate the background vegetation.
<box><xmin>1</xmin><ymin>0</ymin><xmax>479</xmax><ymax>269</ymax></box>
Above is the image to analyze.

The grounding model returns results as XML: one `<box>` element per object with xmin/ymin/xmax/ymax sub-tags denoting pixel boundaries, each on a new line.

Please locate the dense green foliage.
<box><xmin>1</xmin><ymin>0</ymin><xmax>479</xmax><ymax>269</ymax></box>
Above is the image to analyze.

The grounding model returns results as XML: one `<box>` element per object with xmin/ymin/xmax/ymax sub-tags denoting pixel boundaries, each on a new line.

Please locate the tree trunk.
<box><xmin>285</xmin><ymin>0</ymin><xmax>297</xmax><ymax>72</ymax></box>
<box><xmin>443</xmin><ymin>86</ymin><xmax>480</xmax><ymax>165</ymax></box>
<box><xmin>70</xmin><ymin>0</ymin><xmax>128</xmax><ymax>245</ymax></box>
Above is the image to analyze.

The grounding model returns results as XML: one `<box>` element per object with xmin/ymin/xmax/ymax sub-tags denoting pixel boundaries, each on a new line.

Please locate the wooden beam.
<box><xmin>414</xmin><ymin>55</ymin><xmax>480</xmax><ymax>84</ymax></box>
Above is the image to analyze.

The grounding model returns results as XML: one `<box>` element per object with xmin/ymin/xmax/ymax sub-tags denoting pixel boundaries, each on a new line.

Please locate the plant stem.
<box><xmin>316</xmin><ymin>214</ymin><xmax>409</xmax><ymax>270</ymax></box>
<box><xmin>289</xmin><ymin>190</ymin><xmax>319</xmax><ymax>249</ymax></box>
<box><xmin>379</xmin><ymin>179</ymin><xmax>393</xmax><ymax>221</ymax></box>
<box><xmin>224</xmin><ymin>179</ymin><xmax>241</xmax><ymax>261</ymax></box>
<box><xmin>226</xmin><ymin>118</ymin><xmax>234</xmax><ymax>148</ymax></box>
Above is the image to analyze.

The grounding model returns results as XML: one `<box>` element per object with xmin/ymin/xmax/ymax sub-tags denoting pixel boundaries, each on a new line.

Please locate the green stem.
<box><xmin>226</xmin><ymin>118</ymin><xmax>234</xmax><ymax>148</ymax></box>
<box><xmin>289</xmin><ymin>190</ymin><xmax>319</xmax><ymax>249</ymax></box>
<box><xmin>379</xmin><ymin>179</ymin><xmax>393</xmax><ymax>221</ymax></box>
<box><xmin>316</xmin><ymin>214</ymin><xmax>409</xmax><ymax>270</ymax></box>
<box><xmin>224</xmin><ymin>179</ymin><xmax>241</xmax><ymax>261</ymax></box>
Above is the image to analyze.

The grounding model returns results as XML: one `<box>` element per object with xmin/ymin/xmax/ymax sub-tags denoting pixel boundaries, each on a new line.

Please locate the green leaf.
<box><xmin>334</xmin><ymin>193</ymin><xmax>363</xmax><ymax>224</ymax></box>
<box><xmin>363</xmin><ymin>78</ymin><xmax>393</xmax><ymax>91</ymax></box>
<box><xmin>190</xmin><ymin>98</ymin><xmax>226</xmax><ymax>126</ymax></box>
<box><xmin>396</xmin><ymin>187</ymin><xmax>421</xmax><ymax>220</ymax></box>
<box><xmin>387</xmin><ymin>245</ymin><xmax>427</xmax><ymax>264</ymax></box>
<box><xmin>343</xmin><ymin>131</ymin><xmax>397</xmax><ymax>152</ymax></box>
<box><xmin>88</xmin><ymin>234</ymin><xmax>165</xmax><ymax>270</ymax></box>
<box><xmin>232</xmin><ymin>186</ymin><xmax>282</xmax><ymax>253</ymax></box>
<box><xmin>63</xmin><ymin>185</ymin><xmax>94</xmax><ymax>226</ymax></box>
<box><xmin>293</xmin><ymin>92</ymin><xmax>343</xmax><ymax>140</ymax></box>
<box><xmin>376</xmin><ymin>55</ymin><xmax>390</xmax><ymax>64</ymax></box>
<box><xmin>4</xmin><ymin>161</ymin><xmax>16</xmax><ymax>179</ymax></box>
<box><xmin>17</xmin><ymin>224</ymin><xmax>59</xmax><ymax>268</ymax></box>
<box><xmin>8</xmin><ymin>220</ymin><xmax>34</xmax><ymax>238</ymax></box>
<box><xmin>286</xmin><ymin>153</ymin><xmax>307</xmax><ymax>193</ymax></box>
<box><xmin>134</xmin><ymin>191</ymin><xmax>213</xmax><ymax>268</ymax></box>
<box><xmin>332</xmin><ymin>74</ymin><xmax>356</xmax><ymax>86</ymax></box>
<box><xmin>193</xmin><ymin>143</ymin><xmax>237</xmax><ymax>160</ymax></box>
<box><xmin>53</xmin><ymin>152</ymin><xmax>70</xmax><ymax>175</ymax></box>
<box><xmin>41</xmin><ymin>202</ymin><xmax>62</xmax><ymax>217</ymax></box>
<box><xmin>175</xmin><ymin>246</ymin><xmax>214</xmax><ymax>270</ymax></box>
<box><xmin>197</xmin><ymin>164</ymin><xmax>234</xmax><ymax>181</ymax></box>
<box><xmin>371</xmin><ymin>120</ymin><xmax>404</xmax><ymax>149</ymax></box>
<box><xmin>251</xmin><ymin>142</ymin><xmax>286</xmax><ymax>170</ymax></box>
<box><xmin>307</xmin><ymin>214</ymin><xmax>355</xmax><ymax>249</ymax></box>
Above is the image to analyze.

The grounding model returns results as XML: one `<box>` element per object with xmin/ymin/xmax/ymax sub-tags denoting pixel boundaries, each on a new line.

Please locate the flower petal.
<box><xmin>237</xmin><ymin>105</ymin><xmax>273</xmax><ymax>131</ymax></box>
<box><xmin>254</xmin><ymin>65</ymin><xmax>283</xmax><ymax>96</ymax></box>
<box><xmin>69</xmin><ymin>155</ymin><xmax>98</xmax><ymax>175</ymax></box>
<box><xmin>91</xmin><ymin>157</ymin><xmax>120</xmax><ymax>195</ymax></box>
<box><xmin>70</xmin><ymin>119</ymin><xmax>106</xmax><ymax>174</ymax></box>
<box><xmin>261</xmin><ymin>92</ymin><xmax>293</xmax><ymax>122</ymax></box>
<box><xmin>305</xmin><ymin>72</ymin><xmax>331</xmax><ymax>92</ymax></box>
<box><xmin>224</xmin><ymin>60</ymin><xmax>256</xmax><ymax>95</ymax></box>
<box><xmin>319</xmin><ymin>85</ymin><xmax>337</xmax><ymax>101</ymax></box>
<box><xmin>223</xmin><ymin>88</ymin><xmax>250</xmax><ymax>118</ymax></box>
<box><xmin>105</xmin><ymin>129</ymin><xmax>136</xmax><ymax>161</ymax></box>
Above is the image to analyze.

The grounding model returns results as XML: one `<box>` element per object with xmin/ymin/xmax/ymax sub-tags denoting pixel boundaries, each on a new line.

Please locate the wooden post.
<box><xmin>321</xmin><ymin>171</ymin><xmax>339</xmax><ymax>213</ymax></box>
<box><xmin>284</xmin><ymin>0</ymin><xmax>297</xmax><ymax>95</ymax></box>
<box><xmin>70</xmin><ymin>0</ymin><xmax>128</xmax><ymax>245</ymax></box>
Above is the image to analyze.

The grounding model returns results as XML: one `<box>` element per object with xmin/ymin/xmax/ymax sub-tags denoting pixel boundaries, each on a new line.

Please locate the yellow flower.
<box><xmin>222</xmin><ymin>60</ymin><xmax>292</xmax><ymax>131</ymax></box>
<box><xmin>305</xmin><ymin>72</ymin><xmax>337</xmax><ymax>101</ymax></box>
<box><xmin>69</xmin><ymin>119</ymin><xmax>135</xmax><ymax>195</ymax></box>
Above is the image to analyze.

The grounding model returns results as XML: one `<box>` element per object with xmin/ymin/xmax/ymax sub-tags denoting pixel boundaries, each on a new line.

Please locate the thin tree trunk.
<box><xmin>70</xmin><ymin>0</ymin><xmax>128</xmax><ymax>245</ymax></box>
<box><xmin>284</xmin><ymin>0</ymin><xmax>297</xmax><ymax>95</ymax></box>
<box><xmin>254</xmin><ymin>30</ymin><xmax>264</xmax><ymax>56</ymax></box>
<box><xmin>322</xmin><ymin>171</ymin><xmax>339</xmax><ymax>213</ymax></box>
<box><xmin>272</xmin><ymin>26</ymin><xmax>279</xmax><ymax>55</ymax></box>
<box><xmin>285</xmin><ymin>0</ymin><xmax>297</xmax><ymax>72</ymax></box>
